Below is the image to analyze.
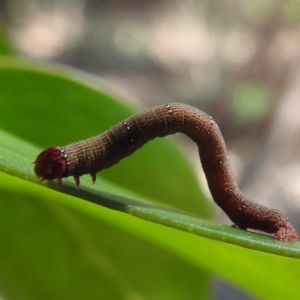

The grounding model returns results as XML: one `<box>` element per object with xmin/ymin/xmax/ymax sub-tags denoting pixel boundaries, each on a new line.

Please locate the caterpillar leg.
<box><xmin>73</xmin><ymin>175</ymin><xmax>80</xmax><ymax>188</ymax></box>
<box><xmin>90</xmin><ymin>173</ymin><xmax>96</xmax><ymax>184</ymax></box>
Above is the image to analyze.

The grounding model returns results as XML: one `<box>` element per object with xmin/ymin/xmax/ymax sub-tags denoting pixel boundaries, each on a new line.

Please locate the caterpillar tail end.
<box><xmin>275</xmin><ymin>222</ymin><xmax>298</xmax><ymax>242</ymax></box>
<box><xmin>34</xmin><ymin>147</ymin><xmax>66</xmax><ymax>187</ymax></box>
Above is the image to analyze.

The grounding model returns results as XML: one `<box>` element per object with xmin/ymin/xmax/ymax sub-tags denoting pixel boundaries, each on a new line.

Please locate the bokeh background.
<box><xmin>1</xmin><ymin>0</ymin><xmax>300</xmax><ymax>299</ymax></box>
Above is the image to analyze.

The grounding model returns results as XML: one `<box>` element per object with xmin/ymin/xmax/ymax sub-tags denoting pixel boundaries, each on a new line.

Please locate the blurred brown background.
<box><xmin>1</xmin><ymin>0</ymin><xmax>300</xmax><ymax>299</ymax></box>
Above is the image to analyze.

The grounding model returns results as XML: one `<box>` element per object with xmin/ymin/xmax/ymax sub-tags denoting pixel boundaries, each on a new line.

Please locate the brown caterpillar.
<box><xmin>34</xmin><ymin>103</ymin><xmax>298</xmax><ymax>241</ymax></box>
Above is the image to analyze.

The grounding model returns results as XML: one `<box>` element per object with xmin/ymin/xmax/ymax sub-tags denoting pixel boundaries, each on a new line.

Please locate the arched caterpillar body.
<box><xmin>34</xmin><ymin>103</ymin><xmax>298</xmax><ymax>241</ymax></box>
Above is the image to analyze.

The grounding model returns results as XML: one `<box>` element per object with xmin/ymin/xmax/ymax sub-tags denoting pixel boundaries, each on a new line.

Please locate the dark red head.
<box><xmin>34</xmin><ymin>147</ymin><xmax>66</xmax><ymax>181</ymax></box>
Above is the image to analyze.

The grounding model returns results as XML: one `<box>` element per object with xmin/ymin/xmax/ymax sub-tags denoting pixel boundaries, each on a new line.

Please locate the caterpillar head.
<box><xmin>34</xmin><ymin>147</ymin><xmax>66</xmax><ymax>187</ymax></box>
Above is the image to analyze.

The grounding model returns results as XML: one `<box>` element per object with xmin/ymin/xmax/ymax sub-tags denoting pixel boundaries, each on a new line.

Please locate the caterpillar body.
<box><xmin>34</xmin><ymin>103</ymin><xmax>298</xmax><ymax>241</ymax></box>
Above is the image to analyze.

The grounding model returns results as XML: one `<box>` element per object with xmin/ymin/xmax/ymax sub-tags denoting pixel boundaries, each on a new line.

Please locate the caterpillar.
<box><xmin>34</xmin><ymin>103</ymin><xmax>298</xmax><ymax>241</ymax></box>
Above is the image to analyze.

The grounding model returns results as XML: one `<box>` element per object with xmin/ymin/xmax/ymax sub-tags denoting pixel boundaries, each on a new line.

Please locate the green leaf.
<box><xmin>0</xmin><ymin>173</ymin><xmax>210</xmax><ymax>300</ymax></box>
<box><xmin>0</xmin><ymin>27</ymin><xmax>12</xmax><ymax>55</ymax></box>
<box><xmin>1</xmin><ymin>57</ymin><xmax>300</xmax><ymax>300</ymax></box>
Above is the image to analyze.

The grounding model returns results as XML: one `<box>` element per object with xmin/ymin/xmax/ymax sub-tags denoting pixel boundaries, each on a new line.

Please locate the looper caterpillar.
<box><xmin>34</xmin><ymin>103</ymin><xmax>298</xmax><ymax>241</ymax></box>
